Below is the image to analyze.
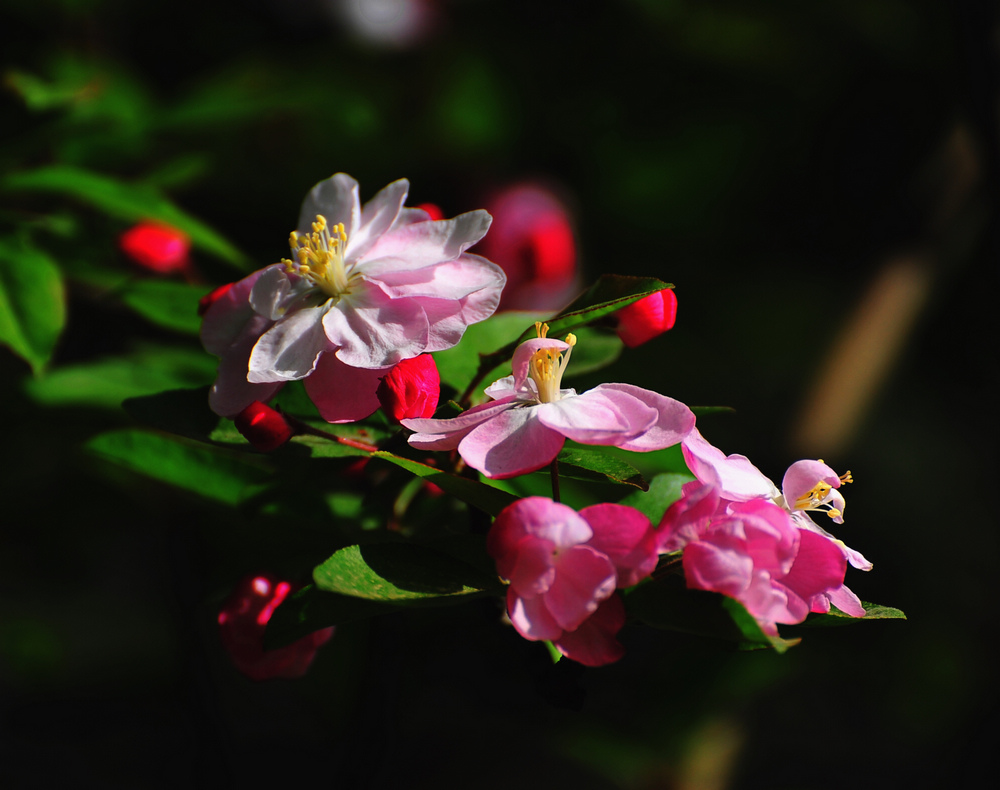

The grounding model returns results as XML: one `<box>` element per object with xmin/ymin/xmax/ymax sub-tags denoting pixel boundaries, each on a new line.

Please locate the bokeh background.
<box><xmin>1</xmin><ymin>0</ymin><xmax>997</xmax><ymax>787</ymax></box>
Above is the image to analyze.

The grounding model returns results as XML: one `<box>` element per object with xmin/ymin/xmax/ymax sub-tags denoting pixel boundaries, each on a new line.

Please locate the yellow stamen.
<box><xmin>535</xmin><ymin>321</ymin><xmax>549</xmax><ymax>338</ymax></box>
<box><xmin>840</xmin><ymin>470</ymin><xmax>853</xmax><ymax>484</ymax></box>
<box><xmin>528</xmin><ymin>332</ymin><xmax>576</xmax><ymax>403</ymax></box>
<box><xmin>285</xmin><ymin>214</ymin><xmax>352</xmax><ymax>298</ymax></box>
<box><xmin>794</xmin><ymin>481</ymin><xmax>832</xmax><ymax>511</ymax></box>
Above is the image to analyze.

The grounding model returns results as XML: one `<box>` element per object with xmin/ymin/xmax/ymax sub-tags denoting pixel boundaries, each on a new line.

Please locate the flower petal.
<box><xmin>298</xmin><ymin>173</ymin><xmax>361</xmax><ymax>239</ymax></box>
<box><xmin>593</xmin><ymin>383</ymin><xmax>695</xmax><ymax>451</ymax></box>
<box><xmin>508</xmin><ymin>589</ymin><xmax>563</xmax><ymax>641</ymax></box>
<box><xmin>458</xmin><ymin>406</ymin><xmax>565</xmax><ymax>479</ymax></box>
<box><xmin>302</xmin><ymin>352</ymin><xmax>386</xmax><ymax>423</ymax></box>
<box><xmin>323</xmin><ymin>285</ymin><xmax>429</xmax><ymax>368</ymax></box>
<box><xmin>681</xmin><ymin>428</ymin><xmax>780</xmax><ymax>500</ymax></box>
<box><xmin>201</xmin><ymin>266</ymin><xmax>274</xmax><ymax>356</ymax></box>
<box><xmin>553</xmin><ymin>594</ymin><xmax>626</xmax><ymax>667</ymax></box>
<box><xmin>358</xmin><ymin>210</ymin><xmax>493</xmax><ymax>274</ymax></box>
<box><xmin>208</xmin><ymin>315</ymin><xmax>285</xmax><ymax>417</ymax></box>
<box><xmin>248</xmin><ymin>305</ymin><xmax>333</xmax><ymax>382</ymax></box>
<box><xmin>545</xmin><ymin>544</ymin><xmax>617</xmax><ymax>631</ymax></box>
<box><xmin>580</xmin><ymin>503</ymin><xmax>658</xmax><ymax>587</ymax></box>
<box><xmin>535</xmin><ymin>389</ymin><xmax>646</xmax><ymax>444</ymax></box>
<box><xmin>347</xmin><ymin>178</ymin><xmax>409</xmax><ymax>260</ymax></box>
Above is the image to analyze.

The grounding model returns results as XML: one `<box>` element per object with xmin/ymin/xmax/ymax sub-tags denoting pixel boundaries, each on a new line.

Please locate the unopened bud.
<box><xmin>234</xmin><ymin>401</ymin><xmax>294</xmax><ymax>451</ymax></box>
<box><xmin>377</xmin><ymin>354</ymin><xmax>440</xmax><ymax>422</ymax></box>
<box><xmin>120</xmin><ymin>221</ymin><xmax>191</xmax><ymax>274</ymax></box>
<box><xmin>615</xmin><ymin>289</ymin><xmax>678</xmax><ymax>348</ymax></box>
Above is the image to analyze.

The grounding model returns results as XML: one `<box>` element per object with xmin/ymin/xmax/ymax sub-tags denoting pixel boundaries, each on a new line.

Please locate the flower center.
<box><xmin>282</xmin><ymin>214</ymin><xmax>352</xmax><ymax>298</ymax></box>
<box><xmin>528</xmin><ymin>323</ymin><xmax>577</xmax><ymax>403</ymax></box>
<box><xmin>793</xmin><ymin>469</ymin><xmax>852</xmax><ymax>519</ymax></box>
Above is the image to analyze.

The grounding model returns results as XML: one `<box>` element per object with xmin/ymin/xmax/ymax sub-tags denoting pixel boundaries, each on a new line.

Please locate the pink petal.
<box><xmin>553</xmin><ymin>594</ymin><xmax>627</xmax><ymax>667</ymax></box>
<box><xmin>744</xmin><ymin>573</ymin><xmax>808</xmax><ymax>626</ymax></box>
<box><xmin>781</xmin><ymin>459</ymin><xmax>841</xmax><ymax>509</ymax></box>
<box><xmin>302</xmin><ymin>353</ymin><xmax>386</xmax><ymax>423</ymax></box>
<box><xmin>683</xmin><ymin>540</ymin><xmax>753</xmax><ymax>598</ymax></box>
<box><xmin>487</xmin><ymin>497</ymin><xmax>593</xmax><ymax>577</ymax></box>
<box><xmin>248</xmin><ymin>266</ymin><xmax>294</xmax><ymax>320</ymax></box>
<box><xmin>368</xmin><ymin>256</ymin><xmax>507</xmax><ymax>302</ymax></box>
<box><xmin>359</xmin><ymin>210</ymin><xmax>493</xmax><ymax>274</ymax></box>
<box><xmin>681</xmin><ymin>428</ymin><xmax>779</xmax><ymax>501</ymax></box>
<box><xmin>200</xmin><ymin>266</ymin><xmax>273</xmax><ymax>355</ymax></box>
<box><xmin>591</xmin><ymin>383</ymin><xmax>695</xmax><ymax>451</ymax></box>
<box><xmin>545</xmin><ymin>545</ymin><xmax>617</xmax><ymax>631</ymax></box>
<box><xmin>323</xmin><ymin>285</ymin><xmax>429</xmax><ymax>368</ymax></box>
<box><xmin>297</xmin><ymin>173</ymin><xmax>361</xmax><ymax>239</ymax></box>
<box><xmin>781</xmin><ymin>529</ymin><xmax>848</xmax><ymax>601</ymax></box>
<box><xmin>580</xmin><ymin>503</ymin><xmax>658</xmax><ymax>587</ymax></box>
<box><xmin>826</xmin><ymin>584</ymin><xmax>867</xmax><ymax>617</ymax></box>
<box><xmin>458</xmin><ymin>406</ymin><xmax>565</xmax><ymax>479</ymax></box>
<box><xmin>657</xmin><ymin>483</ymin><xmax>721</xmax><ymax>553</ymax></box>
<box><xmin>505</xmin><ymin>536</ymin><xmax>557</xmax><ymax>597</ymax></box>
<box><xmin>403</xmin><ymin>396</ymin><xmax>519</xmax><ymax>451</ymax></box>
<box><xmin>248</xmin><ymin>305</ymin><xmax>333</xmax><ymax>382</ymax></box>
<box><xmin>208</xmin><ymin>315</ymin><xmax>285</xmax><ymax>417</ymax></box>
<box><xmin>508</xmin><ymin>589</ymin><xmax>563</xmax><ymax>641</ymax></box>
<box><xmin>347</xmin><ymin>178</ymin><xmax>409</xmax><ymax>260</ymax></box>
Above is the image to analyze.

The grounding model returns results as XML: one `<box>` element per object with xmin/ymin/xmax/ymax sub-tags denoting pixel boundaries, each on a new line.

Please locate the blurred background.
<box><xmin>1</xmin><ymin>0</ymin><xmax>996</xmax><ymax>787</ymax></box>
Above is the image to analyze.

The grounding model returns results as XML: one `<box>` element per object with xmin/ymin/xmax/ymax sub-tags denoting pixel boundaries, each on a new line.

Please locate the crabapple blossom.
<box><xmin>201</xmin><ymin>173</ymin><xmax>505</xmax><ymax>421</ymax></box>
<box><xmin>402</xmin><ymin>323</ymin><xmax>695</xmax><ymax>478</ymax></box>
<box><xmin>233</xmin><ymin>401</ymin><xmax>294</xmax><ymax>452</ymax></box>
<box><xmin>376</xmin><ymin>353</ymin><xmax>440</xmax><ymax>422</ymax></box>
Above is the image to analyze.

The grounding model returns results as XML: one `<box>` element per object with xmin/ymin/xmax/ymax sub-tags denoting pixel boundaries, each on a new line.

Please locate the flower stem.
<box><xmin>285</xmin><ymin>415</ymin><xmax>379</xmax><ymax>453</ymax></box>
<box><xmin>550</xmin><ymin>458</ymin><xmax>561</xmax><ymax>503</ymax></box>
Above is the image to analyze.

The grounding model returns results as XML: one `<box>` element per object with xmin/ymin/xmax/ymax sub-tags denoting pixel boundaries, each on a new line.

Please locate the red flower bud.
<box><xmin>218</xmin><ymin>574</ymin><xmax>334</xmax><ymax>681</ymax></box>
<box><xmin>197</xmin><ymin>282</ymin><xmax>235</xmax><ymax>316</ymax></box>
<box><xmin>416</xmin><ymin>202</ymin><xmax>445</xmax><ymax>221</ymax></box>
<box><xmin>377</xmin><ymin>354</ymin><xmax>440</xmax><ymax>422</ymax></box>
<box><xmin>234</xmin><ymin>401</ymin><xmax>294</xmax><ymax>451</ymax></box>
<box><xmin>615</xmin><ymin>289</ymin><xmax>678</xmax><ymax>348</ymax></box>
<box><xmin>120</xmin><ymin>221</ymin><xmax>191</xmax><ymax>274</ymax></box>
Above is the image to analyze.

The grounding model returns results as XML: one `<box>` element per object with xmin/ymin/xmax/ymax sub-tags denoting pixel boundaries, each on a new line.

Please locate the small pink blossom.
<box><xmin>217</xmin><ymin>574</ymin><xmax>334</xmax><ymax>680</ymax></box>
<box><xmin>488</xmin><ymin>497</ymin><xmax>659</xmax><ymax>665</ymax></box>
<box><xmin>201</xmin><ymin>173</ymin><xmax>505</xmax><ymax>421</ymax></box>
<box><xmin>615</xmin><ymin>289</ymin><xmax>678</xmax><ymax>348</ymax></box>
<box><xmin>376</xmin><ymin>353</ymin><xmax>440</xmax><ymax>422</ymax></box>
<box><xmin>402</xmin><ymin>325</ymin><xmax>695</xmax><ymax>478</ymax></box>
<box><xmin>660</xmin><ymin>488</ymin><xmax>849</xmax><ymax>635</ymax></box>
<box><xmin>120</xmin><ymin>221</ymin><xmax>191</xmax><ymax>275</ymax></box>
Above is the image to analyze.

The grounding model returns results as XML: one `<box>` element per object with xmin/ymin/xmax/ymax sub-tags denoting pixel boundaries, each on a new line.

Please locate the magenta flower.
<box><xmin>402</xmin><ymin>324</ymin><xmax>695</xmax><ymax>478</ymax></box>
<box><xmin>488</xmin><ymin>497</ymin><xmax>660</xmax><ymax>665</ymax></box>
<box><xmin>660</xmin><ymin>488</ymin><xmax>849</xmax><ymax>635</ymax></box>
<box><xmin>680</xmin><ymin>429</ymin><xmax>871</xmax><ymax>615</ymax></box>
<box><xmin>201</xmin><ymin>173</ymin><xmax>506</xmax><ymax>421</ymax></box>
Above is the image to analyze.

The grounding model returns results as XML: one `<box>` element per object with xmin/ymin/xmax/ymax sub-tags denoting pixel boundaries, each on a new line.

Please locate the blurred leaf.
<box><xmin>0</xmin><ymin>166</ymin><xmax>247</xmax><ymax>269</ymax></box>
<box><xmin>313</xmin><ymin>543</ymin><xmax>498</xmax><ymax>602</ymax></box>
<box><xmin>86</xmin><ymin>429</ymin><xmax>271</xmax><ymax>505</ymax></box>
<box><xmin>553</xmin><ymin>446</ymin><xmax>648</xmax><ymax>490</ymax></box>
<box><xmin>431</xmin><ymin>57</ymin><xmax>512</xmax><ymax>152</ymax></box>
<box><xmin>797</xmin><ymin>602</ymin><xmax>907</xmax><ymax>628</ymax></box>
<box><xmin>264</xmin><ymin>584</ymin><xmax>396</xmax><ymax>649</ymax></box>
<box><xmin>0</xmin><ymin>235</ymin><xmax>66</xmax><ymax>375</ymax></box>
<box><xmin>618</xmin><ymin>471</ymin><xmax>693</xmax><ymax>523</ymax></box>
<box><xmin>24</xmin><ymin>345</ymin><xmax>216</xmax><ymax>408</ymax></box>
<box><xmin>561</xmin><ymin>328</ymin><xmax>624</xmax><ymax>377</ymax></box>
<box><xmin>372</xmin><ymin>451</ymin><xmax>517</xmax><ymax>517</ymax></box>
<box><xmin>122</xmin><ymin>386</ymin><xmax>219</xmax><ymax>442</ymax></box>
<box><xmin>4</xmin><ymin>68</ymin><xmax>88</xmax><ymax>111</ymax></box>
<box><xmin>626</xmin><ymin>577</ymin><xmax>799</xmax><ymax>652</ymax></box>
<box><xmin>117</xmin><ymin>280</ymin><xmax>204</xmax><ymax>334</ymax></box>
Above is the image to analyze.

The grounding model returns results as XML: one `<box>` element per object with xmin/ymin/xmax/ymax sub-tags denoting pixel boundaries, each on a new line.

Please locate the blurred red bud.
<box><xmin>377</xmin><ymin>355</ymin><xmax>440</xmax><ymax>422</ymax></box>
<box><xmin>475</xmin><ymin>183</ymin><xmax>578</xmax><ymax>311</ymax></box>
<box><xmin>234</xmin><ymin>401</ymin><xmax>294</xmax><ymax>451</ymax></box>
<box><xmin>218</xmin><ymin>574</ymin><xmax>334</xmax><ymax>681</ymax></box>
<box><xmin>198</xmin><ymin>282</ymin><xmax>235</xmax><ymax>316</ymax></box>
<box><xmin>120</xmin><ymin>222</ymin><xmax>191</xmax><ymax>274</ymax></box>
<box><xmin>615</xmin><ymin>289</ymin><xmax>678</xmax><ymax>348</ymax></box>
<box><xmin>416</xmin><ymin>202</ymin><xmax>445</xmax><ymax>221</ymax></box>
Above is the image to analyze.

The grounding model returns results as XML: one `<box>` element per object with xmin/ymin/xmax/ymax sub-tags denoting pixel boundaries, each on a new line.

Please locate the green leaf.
<box><xmin>23</xmin><ymin>345</ymin><xmax>217</xmax><ymax>408</ymax></box>
<box><xmin>553</xmin><ymin>446</ymin><xmax>648</xmax><ymax>490</ymax></box>
<box><xmin>313</xmin><ymin>543</ymin><xmax>499</xmax><ymax>602</ymax></box>
<box><xmin>86</xmin><ymin>429</ymin><xmax>271</xmax><ymax>505</ymax></box>
<box><xmin>625</xmin><ymin>576</ymin><xmax>799</xmax><ymax>652</ymax></box>
<box><xmin>0</xmin><ymin>236</ymin><xmax>66</xmax><ymax>375</ymax></box>
<box><xmin>264</xmin><ymin>584</ymin><xmax>397</xmax><ymax>649</ymax></box>
<box><xmin>122</xmin><ymin>386</ymin><xmax>219</xmax><ymax>442</ymax></box>
<box><xmin>0</xmin><ymin>166</ymin><xmax>247</xmax><ymax>269</ymax></box>
<box><xmin>372</xmin><ymin>451</ymin><xmax>517</xmax><ymax>517</ymax></box>
<box><xmin>797</xmin><ymin>602</ymin><xmax>907</xmax><ymax>628</ymax></box>
<box><xmin>561</xmin><ymin>327</ymin><xmax>624</xmax><ymax>377</ymax></box>
<box><xmin>618</xmin><ymin>471</ymin><xmax>693</xmax><ymax>523</ymax></box>
<box><xmin>117</xmin><ymin>280</ymin><xmax>205</xmax><ymax>334</ymax></box>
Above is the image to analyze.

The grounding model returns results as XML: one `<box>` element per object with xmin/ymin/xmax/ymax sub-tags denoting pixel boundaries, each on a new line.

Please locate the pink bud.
<box><xmin>120</xmin><ymin>222</ymin><xmax>191</xmax><ymax>274</ymax></box>
<box><xmin>416</xmin><ymin>202</ymin><xmax>445</xmax><ymax>221</ymax></box>
<box><xmin>615</xmin><ymin>289</ymin><xmax>678</xmax><ymax>348</ymax></box>
<box><xmin>377</xmin><ymin>355</ymin><xmax>440</xmax><ymax>422</ymax></box>
<box><xmin>234</xmin><ymin>401</ymin><xmax>294</xmax><ymax>451</ymax></box>
<box><xmin>474</xmin><ymin>183</ymin><xmax>578</xmax><ymax>311</ymax></box>
<box><xmin>217</xmin><ymin>574</ymin><xmax>334</xmax><ymax>681</ymax></box>
<box><xmin>197</xmin><ymin>282</ymin><xmax>235</xmax><ymax>317</ymax></box>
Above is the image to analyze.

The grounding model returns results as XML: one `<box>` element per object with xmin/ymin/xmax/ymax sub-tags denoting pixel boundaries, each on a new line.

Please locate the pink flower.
<box><xmin>217</xmin><ymin>574</ymin><xmax>334</xmax><ymax>680</ymax></box>
<box><xmin>200</xmin><ymin>173</ymin><xmax>505</xmax><ymax>421</ymax></box>
<box><xmin>488</xmin><ymin>497</ymin><xmax>659</xmax><ymax>665</ymax></box>
<box><xmin>120</xmin><ymin>221</ymin><xmax>191</xmax><ymax>275</ymax></box>
<box><xmin>615</xmin><ymin>289</ymin><xmax>678</xmax><ymax>348</ymax></box>
<box><xmin>377</xmin><ymin>354</ymin><xmax>440</xmax><ymax>422</ymax></box>
<box><xmin>233</xmin><ymin>401</ymin><xmax>294</xmax><ymax>451</ymax></box>
<box><xmin>660</xmin><ymin>488</ymin><xmax>849</xmax><ymax>635</ymax></box>
<box><xmin>402</xmin><ymin>324</ymin><xmax>695</xmax><ymax>478</ymax></box>
<box><xmin>473</xmin><ymin>183</ymin><xmax>578</xmax><ymax>311</ymax></box>
<box><xmin>680</xmin><ymin>429</ymin><xmax>871</xmax><ymax>615</ymax></box>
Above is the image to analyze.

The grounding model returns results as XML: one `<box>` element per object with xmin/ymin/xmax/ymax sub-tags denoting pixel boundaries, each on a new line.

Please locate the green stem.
<box><xmin>550</xmin><ymin>458</ymin><xmax>561</xmax><ymax>503</ymax></box>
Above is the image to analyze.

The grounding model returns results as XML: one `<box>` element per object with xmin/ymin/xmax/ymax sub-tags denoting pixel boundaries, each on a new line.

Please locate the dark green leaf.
<box><xmin>0</xmin><ymin>235</ymin><xmax>66</xmax><ymax>375</ymax></box>
<box><xmin>264</xmin><ymin>584</ymin><xmax>398</xmax><ymax>649</ymax></box>
<box><xmin>313</xmin><ymin>543</ymin><xmax>498</xmax><ymax>602</ymax></box>
<box><xmin>23</xmin><ymin>345</ymin><xmax>217</xmax><ymax>408</ymax></box>
<box><xmin>372</xmin><ymin>451</ymin><xmax>517</xmax><ymax>517</ymax></box>
<box><xmin>86</xmin><ymin>429</ymin><xmax>271</xmax><ymax>505</ymax></box>
<box><xmin>797</xmin><ymin>602</ymin><xmax>907</xmax><ymax>628</ymax></box>
<box><xmin>721</xmin><ymin>598</ymin><xmax>800</xmax><ymax>653</ymax></box>
<box><xmin>0</xmin><ymin>166</ymin><xmax>247</xmax><ymax>269</ymax></box>
<box><xmin>553</xmin><ymin>446</ymin><xmax>648</xmax><ymax>490</ymax></box>
<box><xmin>122</xmin><ymin>386</ymin><xmax>219</xmax><ymax>442</ymax></box>
<box><xmin>117</xmin><ymin>280</ymin><xmax>205</xmax><ymax>334</ymax></box>
<box><xmin>618</xmin><ymin>471</ymin><xmax>693</xmax><ymax>523</ymax></box>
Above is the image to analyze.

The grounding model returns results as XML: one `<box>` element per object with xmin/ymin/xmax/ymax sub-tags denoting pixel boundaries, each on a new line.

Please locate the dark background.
<box><xmin>1</xmin><ymin>1</ymin><xmax>997</xmax><ymax>787</ymax></box>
